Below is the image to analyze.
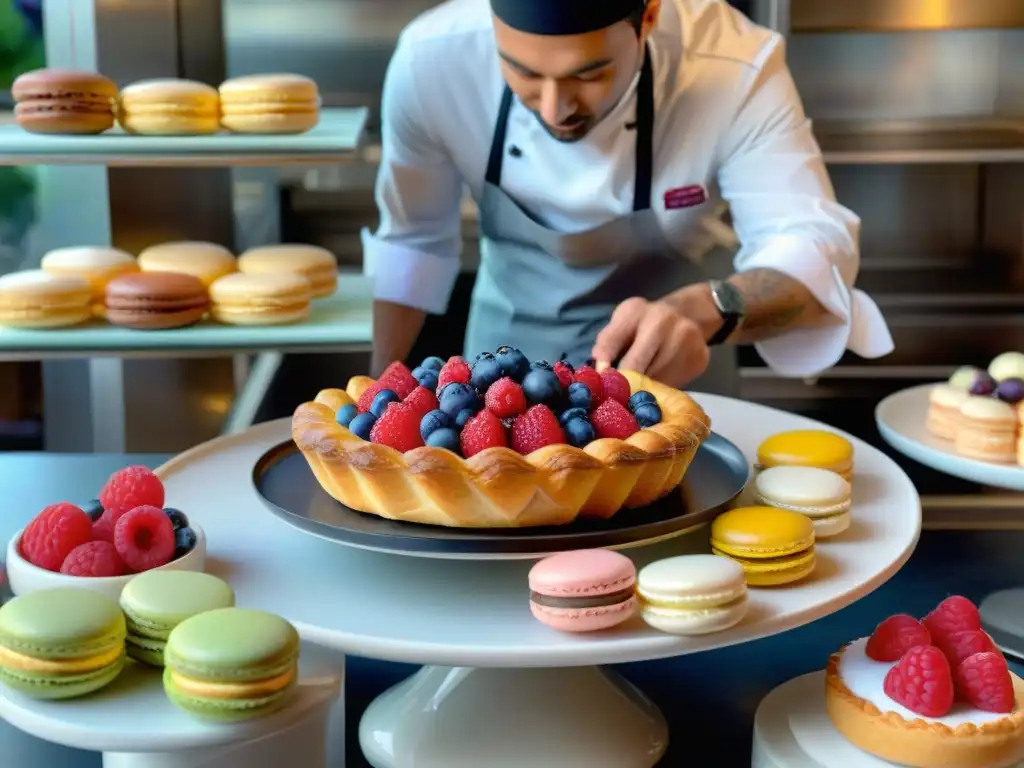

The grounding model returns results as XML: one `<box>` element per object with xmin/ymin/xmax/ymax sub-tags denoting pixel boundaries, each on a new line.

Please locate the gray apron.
<box><xmin>466</xmin><ymin>46</ymin><xmax>738</xmax><ymax>395</ymax></box>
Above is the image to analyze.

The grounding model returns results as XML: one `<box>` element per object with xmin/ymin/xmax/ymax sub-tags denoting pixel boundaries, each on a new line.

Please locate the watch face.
<box><xmin>712</xmin><ymin>281</ymin><xmax>745</xmax><ymax>316</ymax></box>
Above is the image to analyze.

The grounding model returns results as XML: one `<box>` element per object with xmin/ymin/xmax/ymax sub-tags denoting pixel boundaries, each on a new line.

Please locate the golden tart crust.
<box><xmin>825</xmin><ymin>645</ymin><xmax>1024</xmax><ymax>768</ymax></box>
<box><xmin>291</xmin><ymin>370</ymin><xmax>710</xmax><ymax>528</ymax></box>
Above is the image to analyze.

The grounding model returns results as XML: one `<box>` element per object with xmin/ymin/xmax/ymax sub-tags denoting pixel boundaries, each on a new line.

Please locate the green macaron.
<box><xmin>163</xmin><ymin>607</ymin><xmax>300</xmax><ymax>722</ymax></box>
<box><xmin>0</xmin><ymin>587</ymin><xmax>126</xmax><ymax>700</ymax></box>
<box><xmin>120</xmin><ymin>570</ymin><xmax>235</xmax><ymax>667</ymax></box>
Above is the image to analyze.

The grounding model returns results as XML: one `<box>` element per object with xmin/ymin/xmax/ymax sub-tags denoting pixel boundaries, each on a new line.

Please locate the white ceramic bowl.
<box><xmin>5</xmin><ymin>523</ymin><xmax>206</xmax><ymax>602</ymax></box>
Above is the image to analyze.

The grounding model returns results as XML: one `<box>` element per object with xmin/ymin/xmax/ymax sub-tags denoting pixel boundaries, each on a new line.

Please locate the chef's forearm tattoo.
<box><xmin>726</xmin><ymin>268</ymin><xmax>833</xmax><ymax>343</ymax></box>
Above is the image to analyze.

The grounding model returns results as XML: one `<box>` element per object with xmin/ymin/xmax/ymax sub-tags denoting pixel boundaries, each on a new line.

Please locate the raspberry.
<box><xmin>60</xmin><ymin>541</ymin><xmax>126</xmax><ymax>577</ymax></box>
<box><xmin>600</xmin><ymin>369</ymin><xmax>632</xmax><ymax>407</ymax></box>
<box><xmin>358</xmin><ymin>362</ymin><xmax>419</xmax><ymax>412</ymax></box>
<box><xmin>883</xmin><ymin>645</ymin><xmax>954</xmax><ymax>718</ymax></box>
<box><xmin>923</xmin><ymin>596</ymin><xmax>981</xmax><ymax>644</ymax></box>
<box><xmin>552</xmin><ymin>361</ymin><xmax>574</xmax><ymax>390</ymax></box>
<box><xmin>510</xmin><ymin>405</ymin><xmax>565</xmax><ymax>455</ymax></box>
<box><xmin>99</xmin><ymin>466</ymin><xmax>165</xmax><ymax>514</ymax></box>
<box><xmin>573</xmin><ymin>366</ymin><xmax>604</xmax><ymax>403</ymax></box>
<box><xmin>91</xmin><ymin>507</ymin><xmax>130</xmax><ymax>544</ymax></box>
<box><xmin>403</xmin><ymin>386</ymin><xmax>439</xmax><ymax>417</ymax></box>
<box><xmin>369</xmin><ymin>402</ymin><xmax>425</xmax><ymax>452</ymax></box>
<box><xmin>438</xmin><ymin>356</ymin><xmax>472</xmax><ymax>392</ymax></box>
<box><xmin>114</xmin><ymin>505</ymin><xmax>175</xmax><ymax>572</ymax></box>
<box><xmin>956</xmin><ymin>652</ymin><xmax>1015</xmax><ymax>713</ymax></box>
<box><xmin>865</xmin><ymin>614</ymin><xmax>932</xmax><ymax>662</ymax></box>
<box><xmin>938</xmin><ymin>629</ymin><xmax>999</xmax><ymax>669</ymax></box>
<box><xmin>19</xmin><ymin>503</ymin><xmax>93</xmax><ymax>572</ymax></box>
<box><xmin>485</xmin><ymin>377</ymin><xmax>527</xmax><ymax>418</ymax></box>
<box><xmin>460</xmin><ymin>409</ymin><xmax>507</xmax><ymax>457</ymax></box>
<box><xmin>591</xmin><ymin>398</ymin><xmax>640</xmax><ymax>440</ymax></box>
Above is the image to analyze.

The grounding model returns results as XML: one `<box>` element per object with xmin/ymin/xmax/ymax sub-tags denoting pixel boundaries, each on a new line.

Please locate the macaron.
<box><xmin>40</xmin><ymin>246</ymin><xmax>138</xmax><ymax>302</ymax></box>
<box><xmin>210</xmin><ymin>272</ymin><xmax>313</xmax><ymax>326</ymax></box>
<box><xmin>0</xmin><ymin>587</ymin><xmax>126</xmax><ymax>700</ymax></box>
<box><xmin>710</xmin><ymin>506</ymin><xmax>816</xmax><ymax>587</ymax></box>
<box><xmin>636</xmin><ymin>555</ymin><xmax>748</xmax><ymax>636</ymax></box>
<box><xmin>948</xmin><ymin>365</ymin><xmax>984</xmax><ymax>392</ymax></box>
<box><xmin>12</xmin><ymin>68</ymin><xmax>117</xmax><ymax>135</ymax></box>
<box><xmin>164</xmin><ymin>607</ymin><xmax>300</xmax><ymax>722</ymax></box>
<box><xmin>756</xmin><ymin>429</ymin><xmax>854</xmax><ymax>480</ymax></box>
<box><xmin>0</xmin><ymin>270</ymin><xmax>93</xmax><ymax>328</ymax></box>
<box><xmin>104</xmin><ymin>272</ymin><xmax>209</xmax><ymax>330</ymax></box>
<box><xmin>989</xmin><ymin>352</ymin><xmax>1024</xmax><ymax>383</ymax></box>
<box><xmin>219</xmin><ymin>74</ymin><xmax>320</xmax><ymax>135</ymax></box>
<box><xmin>926</xmin><ymin>384</ymin><xmax>969</xmax><ymax>441</ymax></box>
<box><xmin>528</xmin><ymin>549</ymin><xmax>637</xmax><ymax>632</ymax></box>
<box><xmin>117</xmin><ymin>79</ymin><xmax>220</xmax><ymax>136</ymax></box>
<box><xmin>120</xmin><ymin>571</ymin><xmax>235</xmax><ymax>667</ymax></box>
<box><xmin>237</xmin><ymin>245</ymin><xmax>338</xmax><ymax>299</ymax></box>
<box><xmin>955</xmin><ymin>396</ymin><xmax>1018</xmax><ymax>464</ymax></box>
<box><xmin>753</xmin><ymin>466</ymin><xmax>852</xmax><ymax>538</ymax></box>
<box><xmin>137</xmin><ymin>241</ymin><xmax>237</xmax><ymax>287</ymax></box>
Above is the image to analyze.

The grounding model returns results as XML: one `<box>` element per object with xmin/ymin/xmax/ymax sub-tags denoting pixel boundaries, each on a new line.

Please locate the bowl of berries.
<box><xmin>291</xmin><ymin>347</ymin><xmax>711</xmax><ymax>529</ymax></box>
<box><xmin>6</xmin><ymin>466</ymin><xmax>205</xmax><ymax>602</ymax></box>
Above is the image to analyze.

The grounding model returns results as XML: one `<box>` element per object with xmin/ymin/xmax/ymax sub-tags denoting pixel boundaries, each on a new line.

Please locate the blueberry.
<box><xmin>998</xmin><ymin>377</ymin><xmax>1024</xmax><ymax>404</ymax></box>
<box><xmin>426</xmin><ymin>427</ymin><xmax>462</xmax><ymax>454</ymax></box>
<box><xmin>567</xmin><ymin>382</ymin><xmax>592</xmax><ymax>411</ymax></box>
<box><xmin>164</xmin><ymin>507</ymin><xmax>190</xmax><ymax>531</ymax></box>
<box><xmin>81</xmin><ymin>499</ymin><xmax>104</xmax><ymax>522</ymax></box>
<box><xmin>420</xmin><ymin>409</ymin><xmax>452</xmax><ymax>441</ymax></box>
<box><xmin>628</xmin><ymin>391</ymin><xmax>657</xmax><ymax>413</ymax></box>
<box><xmin>969</xmin><ymin>374</ymin><xmax>998</xmax><ymax>397</ymax></box>
<box><xmin>439</xmin><ymin>383</ymin><xmax>481</xmax><ymax>418</ymax></box>
<box><xmin>530</xmin><ymin>360</ymin><xmax>553</xmax><ymax>371</ymax></box>
<box><xmin>455</xmin><ymin>408</ymin><xmax>476</xmax><ymax>428</ymax></box>
<box><xmin>421</xmin><ymin>356</ymin><xmax>445</xmax><ymax>372</ymax></box>
<box><xmin>475</xmin><ymin>351</ymin><xmax>495</xmax><ymax>362</ymax></box>
<box><xmin>349</xmin><ymin>412</ymin><xmax>377</xmax><ymax>440</ymax></box>
<box><xmin>174</xmin><ymin>526</ymin><xmax>197</xmax><ymax>559</ymax></box>
<box><xmin>370</xmin><ymin>389</ymin><xmax>401</xmax><ymax>418</ymax></box>
<box><xmin>522</xmin><ymin>369</ymin><xmax>562</xmax><ymax>406</ymax></box>
<box><xmin>565</xmin><ymin>418</ymin><xmax>596</xmax><ymax>448</ymax></box>
<box><xmin>470</xmin><ymin>357</ymin><xmax>504</xmax><ymax>392</ymax></box>
<box><xmin>336</xmin><ymin>403</ymin><xmax>358</xmax><ymax>427</ymax></box>
<box><xmin>634</xmin><ymin>402</ymin><xmax>663</xmax><ymax>427</ymax></box>
<box><xmin>559</xmin><ymin>407</ymin><xmax>590</xmax><ymax>427</ymax></box>
<box><xmin>413</xmin><ymin>367</ymin><xmax>439</xmax><ymax>391</ymax></box>
<box><xmin>495</xmin><ymin>346</ymin><xmax>530</xmax><ymax>381</ymax></box>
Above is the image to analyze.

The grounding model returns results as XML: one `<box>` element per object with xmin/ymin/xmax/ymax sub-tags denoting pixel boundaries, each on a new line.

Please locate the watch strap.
<box><xmin>707</xmin><ymin>313</ymin><xmax>740</xmax><ymax>347</ymax></box>
<box><xmin>706</xmin><ymin>280</ymin><xmax>744</xmax><ymax>347</ymax></box>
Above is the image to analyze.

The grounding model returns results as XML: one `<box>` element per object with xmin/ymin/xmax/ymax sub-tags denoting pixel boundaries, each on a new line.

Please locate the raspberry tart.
<box><xmin>826</xmin><ymin>596</ymin><xmax>1024</xmax><ymax>768</ymax></box>
<box><xmin>291</xmin><ymin>348</ymin><xmax>711</xmax><ymax>528</ymax></box>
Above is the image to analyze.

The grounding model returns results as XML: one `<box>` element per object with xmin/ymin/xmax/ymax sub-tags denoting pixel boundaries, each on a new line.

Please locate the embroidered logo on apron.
<box><xmin>664</xmin><ymin>184</ymin><xmax>707</xmax><ymax>210</ymax></box>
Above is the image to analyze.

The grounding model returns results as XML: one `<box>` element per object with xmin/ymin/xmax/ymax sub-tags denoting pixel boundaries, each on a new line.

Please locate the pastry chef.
<box><xmin>363</xmin><ymin>0</ymin><xmax>894</xmax><ymax>393</ymax></box>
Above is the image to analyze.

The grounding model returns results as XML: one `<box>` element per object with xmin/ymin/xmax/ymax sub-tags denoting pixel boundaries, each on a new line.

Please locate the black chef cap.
<box><xmin>490</xmin><ymin>0</ymin><xmax>645</xmax><ymax>36</ymax></box>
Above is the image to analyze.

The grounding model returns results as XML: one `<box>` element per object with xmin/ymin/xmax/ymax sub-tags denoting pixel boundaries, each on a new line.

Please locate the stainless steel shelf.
<box><xmin>790</xmin><ymin>0</ymin><xmax>1024</xmax><ymax>33</ymax></box>
<box><xmin>816</xmin><ymin>120</ymin><xmax>1024</xmax><ymax>165</ymax></box>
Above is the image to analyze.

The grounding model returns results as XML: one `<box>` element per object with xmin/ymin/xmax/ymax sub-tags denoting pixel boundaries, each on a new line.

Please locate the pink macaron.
<box><xmin>528</xmin><ymin>549</ymin><xmax>638</xmax><ymax>632</ymax></box>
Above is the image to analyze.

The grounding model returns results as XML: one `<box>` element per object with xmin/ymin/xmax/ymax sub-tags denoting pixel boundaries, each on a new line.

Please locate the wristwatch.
<box><xmin>706</xmin><ymin>280</ymin><xmax>746</xmax><ymax>347</ymax></box>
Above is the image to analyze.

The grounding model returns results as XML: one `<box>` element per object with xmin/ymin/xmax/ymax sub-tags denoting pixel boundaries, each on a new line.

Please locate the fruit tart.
<box><xmin>291</xmin><ymin>347</ymin><xmax>711</xmax><ymax>528</ymax></box>
<box><xmin>826</xmin><ymin>596</ymin><xmax>1024</xmax><ymax>768</ymax></box>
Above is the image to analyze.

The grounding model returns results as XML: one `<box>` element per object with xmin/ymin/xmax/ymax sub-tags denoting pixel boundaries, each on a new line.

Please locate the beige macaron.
<box><xmin>219</xmin><ymin>74</ymin><xmax>320</xmax><ymax>135</ymax></box>
<box><xmin>210</xmin><ymin>272</ymin><xmax>312</xmax><ymax>326</ymax></box>
<box><xmin>117</xmin><ymin>79</ymin><xmax>220</xmax><ymax>136</ymax></box>
<box><xmin>237</xmin><ymin>245</ymin><xmax>337</xmax><ymax>299</ymax></box>
<box><xmin>955</xmin><ymin>396</ymin><xmax>1018</xmax><ymax>464</ymax></box>
<box><xmin>0</xmin><ymin>270</ymin><xmax>93</xmax><ymax>328</ymax></box>
<box><xmin>40</xmin><ymin>246</ymin><xmax>138</xmax><ymax>301</ymax></box>
<box><xmin>753</xmin><ymin>466</ymin><xmax>852</xmax><ymax>539</ymax></box>
<box><xmin>926</xmin><ymin>384</ymin><xmax>969</xmax><ymax>442</ymax></box>
<box><xmin>138</xmin><ymin>242</ymin><xmax>237</xmax><ymax>287</ymax></box>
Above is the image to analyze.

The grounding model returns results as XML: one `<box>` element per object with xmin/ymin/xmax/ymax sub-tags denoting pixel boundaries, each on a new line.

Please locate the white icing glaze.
<box><xmin>948</xmin><ymin>366</ymin><xmax>983</xmax><ymax>391</ymax></box>
<box><xmin>838</xmin><ymin>637</ymin><xmax>1009</xmax><ymax>726</ymax></box>
<box><xmin>960</xmin><ymin>396</ymin><xmax>1016</xmax><ymax>422</ymax></box>
<box><xmin>990</xmin><ymin>353</ymin><xmax>1024</xmax><ymax>383</ymax></box>
<box><xmin>929</xmin><ymin>385</ymin><xmax>969</xmax><ymax>408</ymax></box>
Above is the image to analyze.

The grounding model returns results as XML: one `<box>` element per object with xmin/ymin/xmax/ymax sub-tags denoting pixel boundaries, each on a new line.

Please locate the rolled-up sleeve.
<box><xmin>362</xmin><ymin>37</ymin><xmax>464</xmax><ymax>314</ymax></box>
<box><xmin>718</xmin><ymin>40</ymin><xmax>894</xmax><ymax>377</ymax></box>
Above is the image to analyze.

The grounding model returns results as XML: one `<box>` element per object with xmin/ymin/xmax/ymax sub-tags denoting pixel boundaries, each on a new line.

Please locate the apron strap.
<box><xmin>484</xmin><ymin>43</ymin><xmax>656</xmax><ymax>212</ymax></box>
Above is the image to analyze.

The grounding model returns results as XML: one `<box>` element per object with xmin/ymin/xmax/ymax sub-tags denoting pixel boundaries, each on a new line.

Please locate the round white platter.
<box><xmin>876</xmin><ymin>383</ymin><xmax>1024</xmax><ymax>491</ymax></box>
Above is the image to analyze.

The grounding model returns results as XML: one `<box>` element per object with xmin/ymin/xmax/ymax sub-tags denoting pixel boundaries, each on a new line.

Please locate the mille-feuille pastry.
<box><xmin>926</xmin><ymin>384</ymin><xmax>969</xmax><ymax>441</ymax></box>
<box><xmin>955</xmin><ymin>396</ymin><xmax>1018</xmax><ymax>464</ymax></box>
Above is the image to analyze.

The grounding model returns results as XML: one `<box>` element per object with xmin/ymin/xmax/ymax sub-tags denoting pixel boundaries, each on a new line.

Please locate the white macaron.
<box><xmin>753</xmin><ymin>465</ymin><xmax>852</xmax><ymax>538</ymax></box>
<box><xmin>637</xmin><ymin>555</ymin><xmax>748</xmax><ymax>636</ymax></box>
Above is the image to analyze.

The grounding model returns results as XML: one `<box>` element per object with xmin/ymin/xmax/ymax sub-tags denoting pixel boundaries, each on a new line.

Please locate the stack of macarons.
<box><xmin>237</xmin><ymin>245</ymin><xmax>338</xmax><ymax>299</ymax></box>
<box><xmin>41</xmin><ymin>246</ymin><xmax>138</xmax><ymax>306</ymax></box>
<box><xmin>753</xmin><ymin>466</ymin><xmax>852</xmax><ymax>539</ymax></box>
<box><xmin>756</xmin><ymin>430</ymin><xmax>854</xmax><ymax>481</ymax></box>
<box><xmin>12</xmin><ymin>69</ymin><xmax>118</xmax><ymax>135</ymax></box>
<box><xmin>710</xmin><ymin>506</ymin><xmax>817</xmax><ymax>587</ymax></box>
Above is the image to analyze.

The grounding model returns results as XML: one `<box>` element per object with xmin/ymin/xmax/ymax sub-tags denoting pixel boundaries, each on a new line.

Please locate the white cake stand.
<box><xmin>1</xmin><ymin>395</ymin><xmax>921</xmax><ymax>767</ymax></box>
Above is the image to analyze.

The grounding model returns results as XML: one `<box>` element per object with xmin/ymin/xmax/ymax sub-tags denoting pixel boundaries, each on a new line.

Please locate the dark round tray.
<box><xmin>252</xmin><ymin>434</ymin><xmax>750</xmax><ymax>559</ymax></box>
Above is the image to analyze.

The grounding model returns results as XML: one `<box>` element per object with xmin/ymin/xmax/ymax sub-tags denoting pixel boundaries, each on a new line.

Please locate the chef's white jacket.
<box><xmin>363</xmin><ymin>0</ymin><xmax>895</xmax><ymax>376</ymax></box>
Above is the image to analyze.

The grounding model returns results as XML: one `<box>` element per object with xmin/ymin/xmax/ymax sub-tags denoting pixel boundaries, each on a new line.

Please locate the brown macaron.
<box><xmin>104</xmin><ymin>272</ymin><xmax>209</xmax><ymax>330</ymax></box>
<box><xmin>12</xmin><ymin>68</ymin><xmax>118</xmax><ymax>135</ymax></box>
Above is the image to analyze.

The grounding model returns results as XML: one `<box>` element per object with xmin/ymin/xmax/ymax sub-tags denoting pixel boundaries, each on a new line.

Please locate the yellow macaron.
<box><xmin>117</xmin><ymin>79</ymin><xmax>220</xmax><ymax>136</ymax></box>
<box><xmin>137</xmin><ymin>241</ymin><xmax>237</xmax><ymax>287</ymax></box>
<box><xmin>210</xmin><ymin>272</ymin><xmax>312</xmax><ymax>326</ymax></box>
<box><xmin>219</xmin><ymin>74</ymin><xmax>320</xmax><ymax>135</ymax></box>
<box><xmin>0</xmin><ymin>270</ymin><xmax>94</xmax><ymax>328</ymax></box>
<box><xmin>237</xmin><ymin>244</ymin><xmax>337</xmax><ymax>299</ymax></box>
<box><xmin>756</xmin><ymin>430</ymin><xmax>854</xmax><ymax>480</ymax></box>
<box><xmin>40</xmin><ymin>246</ymin><xmax>138</xmax><ymax>302</ymax></box>
<box><xmin>710</xmin><ymin>506</ymin><xmax>816</xmax><ymax>587</ymax></box>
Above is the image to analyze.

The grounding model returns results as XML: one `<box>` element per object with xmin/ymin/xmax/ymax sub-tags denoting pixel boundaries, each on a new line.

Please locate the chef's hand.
<box><xmin>591</xmin><ymin>296</ymin><xmax>714</xmax><ymax>388</ymax></box>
